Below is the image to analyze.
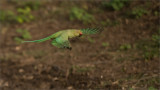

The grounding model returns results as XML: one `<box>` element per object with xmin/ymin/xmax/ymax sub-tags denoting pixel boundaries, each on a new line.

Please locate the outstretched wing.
<box><xmin>51</xmin><ymin>35</ymin><xmax>72</xmax><ymax>50</ymax></box>
<box><xmin>81</xmin><ymin>27</ymin><xmax>103</xmax><ymax>35</ymax></box>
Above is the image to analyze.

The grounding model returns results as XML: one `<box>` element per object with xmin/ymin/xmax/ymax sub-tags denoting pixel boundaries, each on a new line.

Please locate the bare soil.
<box><xmin>0</xmin><ymin>0</ymin><xmax>159</xmax><ymax>90</ymax></box>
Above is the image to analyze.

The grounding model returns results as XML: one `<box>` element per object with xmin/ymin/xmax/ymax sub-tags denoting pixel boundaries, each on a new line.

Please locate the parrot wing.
<box><xmin>81</xmin><ymin>27</ymin><xmax>103</xmax><ymax>35</ymax></box>
<box><xmin>51</xmin><ymin>35</ymin><xmax>72</xmax><ymax>50</ymax></box>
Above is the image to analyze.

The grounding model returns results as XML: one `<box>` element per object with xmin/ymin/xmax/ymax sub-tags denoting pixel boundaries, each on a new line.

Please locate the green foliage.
<box><xmin>16</xmin><ymin>29</ymin><xmax>32</xmax><ymax>39</ymax></box>
<box><xmin>16</xmin><ymin>7</ymin><xmax>34</xmax><ymax>23</ymax></box>
<box><xmin>102</xmin><ymin>42</ymin><xmax>109</xmax><ymax>47</ymax></box>
<box><xmin>14</xmin><ymin>37</ymin><xmax>23</xmax><ymax>44</ymax></box>
<box><xmin>0</xmin><ymin>10</ymin><xmax>16</xmax><ymax>23</ymax></box>
<box><xmin>17</xmin><ymin>7</ymin><xmax>31</xmax><ymax>14</ymax></box>
<box><xmin>119</xmin><ymin>43</ymin><xmax>131</xmax><ymax>51</ymax></box>
<box><xmin>70</xmin><ymin>7</ymin><xmax>95</xmax><ymax>24</ymax></box>
<box><xmin>136</xmin><ymin>32</ymin><xmax>159</xmax><ymax>60</ymax></box>
<box><xmin>148</xmin><ymin>86</ymin><xmax>157</xmax><ymax>90</ymax></box>
<box><xmin>143</xmin><ymin>33</ymin><xmax>159</xmax><ymax>60</ymax></box>
<box><xmin>101</xmin><ymin>19</ymin><xmax>119</xmax><ymax>27</ymax></box>
<box><xmin>87</xmin><ymin>37</ymin><xmax>95</xmax><ymax>43</ymax></box>
<box><xmin>143</xmin><ymin>51</ymin><xmax>155</xmax><ymax>60</ymax></box>
<box><xmin>20</xmin><ymin>1</ymin><xmax>41</xmax><ymax>10</ymax></box>
<box><xmin>136</xmin><ymin>41</ymin><xmax>156</xmax><ymax>60</ymax></box>
<box><xmin>0</xmin><ymin>7</ymin><xmax>34</xmax><ymax>23</ymax></box>
<box><xmin>102</xmin><ymin>0</ymin><xmax>130</xmax><ymax>11</ymax></box>
<box><xmin>154</xmin><ymin>11</ymin><xmax>159</xmax><ymax>16</ymax></box>
<box><xmin>14</xmin><ymin>29</ymin><xmax>32</xmax><ymax>44</ymax></box>
<box><xmin>11</xmin><ymin>0</ymin><xmax>41</xmax><ymax>10</ymax></box>
<box><xmin>129</xmin><ymin>88</ymin><xmax>134</xmax><ymax>90</ymax></box>
<box><xmin>127</xmin><ymin>8</ymin><xmax>148</xmax><ymax>19</ymax></box>
<box><xmin>152</xmin><ymin>34</ymin><xmax>160</xmax><ymax>44</ymax></box>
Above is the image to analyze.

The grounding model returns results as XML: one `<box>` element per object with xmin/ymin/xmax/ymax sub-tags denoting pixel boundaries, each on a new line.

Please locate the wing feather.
<box><xmin>51</xmin><ymin>34</ymin><xmax>71</xmax><ymax>49</ymax></box>
<box><xmin>81</xmin><ymin>27</ymin><xmax>103</xmax><ymax>35</ymax></box>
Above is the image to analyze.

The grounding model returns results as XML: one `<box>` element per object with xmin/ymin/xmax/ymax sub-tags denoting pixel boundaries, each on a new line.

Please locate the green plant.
<box><xmin>0</xmin><ymin>7</ymin><xmax>34</xmax><ymax>23</ymax></box>
<box><xmin>87</xmin><ymin>37</ymin><xmax>95</xmax><ymax>43</ymax></box>
<box><xmin>70</xmin><ymin>7</ymin><xmax>95</xmax><ymax>24</ymax></box>
<box><xmin>16</xmin><ymin>29</ymin><xmax>32</xmax><ymax>39</ymax></box>
<box><xmin>143</xmin><ymin>34</ymin><xmax>159</xmax><ymax>60</ymax></box>
<box><xmin>0</xmin><ymin>10</ymin><xmax>16</xmax><ymax>23</ymax></box>
<box><xmin>16</xmin><ymin>7</ymin><xmax>34</xmax><ymax>23</ymax></box>
<box><xmin>154</xmin><ymin>11</ymin><xmax>159</xmax><ymax>16</ymax></box>
<box><xmin>136</xmin><ymin>32</ymin><xmax>159</xmax><ymax>60</ymax></box>
<box><xmin>21</xmin><ymin>1</ymin><xmax>41</xmax><ymax>10</ymax></box>
<box><xmin>152</xmin><ymin>34</ymin><xmax>160</xmax><ymax>44</ymax></box>
<box><xmin>14</xmin><ymin>37</ymin><xmax>23</xmax><ymax>44</ymax></box>
<box><xmin>137</xmin><ymin>42</ymin><xmax>158</xmax><ymax>60</ymax></box>
<box><xmin>102</xmin><ymin>42</ymin><xmax>109</xmax><ymax>47</ymax></box>
<box><xmin>119</xmin><ymin>43</ymin><xmax>131</xmax><ymax>50</ymax></box>
<box><xmin>128</xmin><ymin>8</ymin><xmax>148</xmax><ymax>19</ymax></box>
<box><xmin>14</xmin><ymin>29</ymin><xmax>32</xmax><ymax>44</ymax></box>
<box><xmin>12</xmin><ymin>0</ymin><xmax>41</xmax><ymax>10</ymax></box>
<box><xmin>148</xmin><ymin>86</ymin><xmax>157</xmax><ymax>90</ymax></box>
<box><xmin>143</xmin><ymin>51</ymin><xmax>154</xmax><ymax>60</ymax></box>
<box><xmin>102</xmin><ymin>0</ymin><xmax>130</xmax><ymax>11</ymax></box>
<box><xmin>129</xmin><ymin>88</ymin><xmax>134</xmax><ymax>90</ymax></box>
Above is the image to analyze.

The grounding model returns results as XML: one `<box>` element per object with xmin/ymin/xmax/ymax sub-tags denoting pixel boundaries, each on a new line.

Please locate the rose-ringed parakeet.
<box><xmin>23</xmin><ymin>28</ymin><xmax>103</xmax><ymax>50</ymax></box>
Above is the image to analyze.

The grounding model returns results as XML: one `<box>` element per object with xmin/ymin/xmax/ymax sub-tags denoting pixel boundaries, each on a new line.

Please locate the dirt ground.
<box><xmin>0</xmin><ymin>0</ymin><xmax>159</xmax><ymax>90</ymax></box>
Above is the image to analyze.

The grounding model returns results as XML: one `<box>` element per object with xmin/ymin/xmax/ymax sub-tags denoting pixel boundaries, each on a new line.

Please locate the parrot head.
<box><xmin>74</xmin><ymin>30</ymin><xmax>83</xmax><ymax>37</ymax></box>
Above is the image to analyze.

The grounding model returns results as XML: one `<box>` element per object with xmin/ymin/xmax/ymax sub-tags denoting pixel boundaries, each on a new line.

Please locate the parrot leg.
<box><xmin>66</xmin><ymin>47</ymin><xmax>72</xmax><ymax>50</ymax></box>
<box><xmin>51</xmin><ymin>39</ymin><xmax>72</xmax><ymax>50</ymax></box>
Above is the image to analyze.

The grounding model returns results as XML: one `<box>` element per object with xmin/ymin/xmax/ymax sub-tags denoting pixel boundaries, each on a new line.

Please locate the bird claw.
<box><xmin>67</xmin><ymin>47</ymin><xmax>72</xmax><ymax>50</ymax></box>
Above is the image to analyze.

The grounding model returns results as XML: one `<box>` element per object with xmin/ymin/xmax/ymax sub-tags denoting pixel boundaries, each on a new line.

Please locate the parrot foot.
<box><xmin>67</xmin><ymin>47</ymin><xmax>72</xmax><ymax>50</ymax></box>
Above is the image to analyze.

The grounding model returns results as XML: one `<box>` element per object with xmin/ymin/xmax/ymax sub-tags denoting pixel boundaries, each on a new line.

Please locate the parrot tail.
<box><xmin>22</xmin><ymin>35</ymin><xmax>54</xmax><ymax>43</ymax></box>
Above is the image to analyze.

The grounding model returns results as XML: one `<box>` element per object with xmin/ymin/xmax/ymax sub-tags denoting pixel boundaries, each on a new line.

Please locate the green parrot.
<box><xmin>23</xmin><ymin>27</ymin><xmax>103</xmax><ymax>50</ymax></box>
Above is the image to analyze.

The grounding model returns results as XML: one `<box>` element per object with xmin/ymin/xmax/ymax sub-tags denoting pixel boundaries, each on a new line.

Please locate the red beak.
<box><xmin>79</xmin><ymin>32</ymin><xmax>82</xmax><ymax>37</ymax></box>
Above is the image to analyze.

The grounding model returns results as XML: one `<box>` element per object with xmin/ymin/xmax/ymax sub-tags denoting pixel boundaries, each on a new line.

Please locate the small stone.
<box><xmin>4</xmin><ymin>82</ymin><xmax>9</xmax><ymax>87</ymax></box>
<box><xmin>23</xmin><ymin>75</ymin><xmax>34</xmax><ymax>80</ymax></box>
<box><xmin>15</xmin><ymin>46</ymin><xmax>21</xmax><ymax>51</ymax></box>
<box><xmin>112</xmin><ymin>80</ymin><xmax>119</xmax><ymax>85</ymax></box>
<box><xmin>53</xmin><ymin>77</ymin><xmax>58</xmax><ymax>81</ymax></box>
<box><xmin>27</xmin><ymin>75</ymin><xmax>34</xmax><ymax>80</ymax></box>
<box><xmin>19</xmin><ymin>69</ymin><xmax>24</xmax><ymax>73</ymax></box>
<box><xmin>67</xmin><ymin>86</ymin><xmax>73</xmax><ymax>90</ymax></box>
<box><xmin>100</xmin><ymin>75</ymin><xmax>103</xmax><ymax>79</ymax></box>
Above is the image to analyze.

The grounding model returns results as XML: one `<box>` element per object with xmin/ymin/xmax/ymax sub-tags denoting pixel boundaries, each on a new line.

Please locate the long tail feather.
<box><xmin>22</xmin><ymin>35</ymin><xmax>53</xmax><ymax>43</ymax></box>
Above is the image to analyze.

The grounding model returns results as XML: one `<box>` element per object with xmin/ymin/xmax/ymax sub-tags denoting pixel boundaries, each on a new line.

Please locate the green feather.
<box><xmin>81</xmin><ymin>27</ymin><xmax>103</xmax><ymax>35</ymax></box>
<box><xmin>51</xmin><ymin>34</ymin><xmax>71</xmax><ymax>49</ymax></box>
<box><xmin>22</xmin><ymin>32</ymin><xmax>60</xmax><ymax>43</ymax></box>
<box><xmin>22</xmin><ymin>37</ymin><xmax>51</xmax><ymax>43</ymax></box>
<box><xmin>22</xmin><ymin>36</ymin><xmax>52</xmax><ymax>43</ymax></box>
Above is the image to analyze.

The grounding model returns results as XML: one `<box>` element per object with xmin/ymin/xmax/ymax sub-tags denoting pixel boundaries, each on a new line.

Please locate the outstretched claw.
<box><xmin>67</xmin><ymin>47</ymin><xmax>72</xmax><ymax>50</ymax></box>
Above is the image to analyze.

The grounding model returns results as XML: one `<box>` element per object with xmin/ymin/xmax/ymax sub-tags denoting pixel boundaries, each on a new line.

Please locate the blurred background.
<box><xmin>0</xmin><ymin>0</ymin><xmax>159</xmax><ymax>89</ymax></box>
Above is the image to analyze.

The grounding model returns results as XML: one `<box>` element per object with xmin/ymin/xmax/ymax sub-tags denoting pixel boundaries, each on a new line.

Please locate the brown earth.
<box><xmin>0</xmin><ymin>0</ymin><xmax>159</xmax><ymax>90</ymax></box>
